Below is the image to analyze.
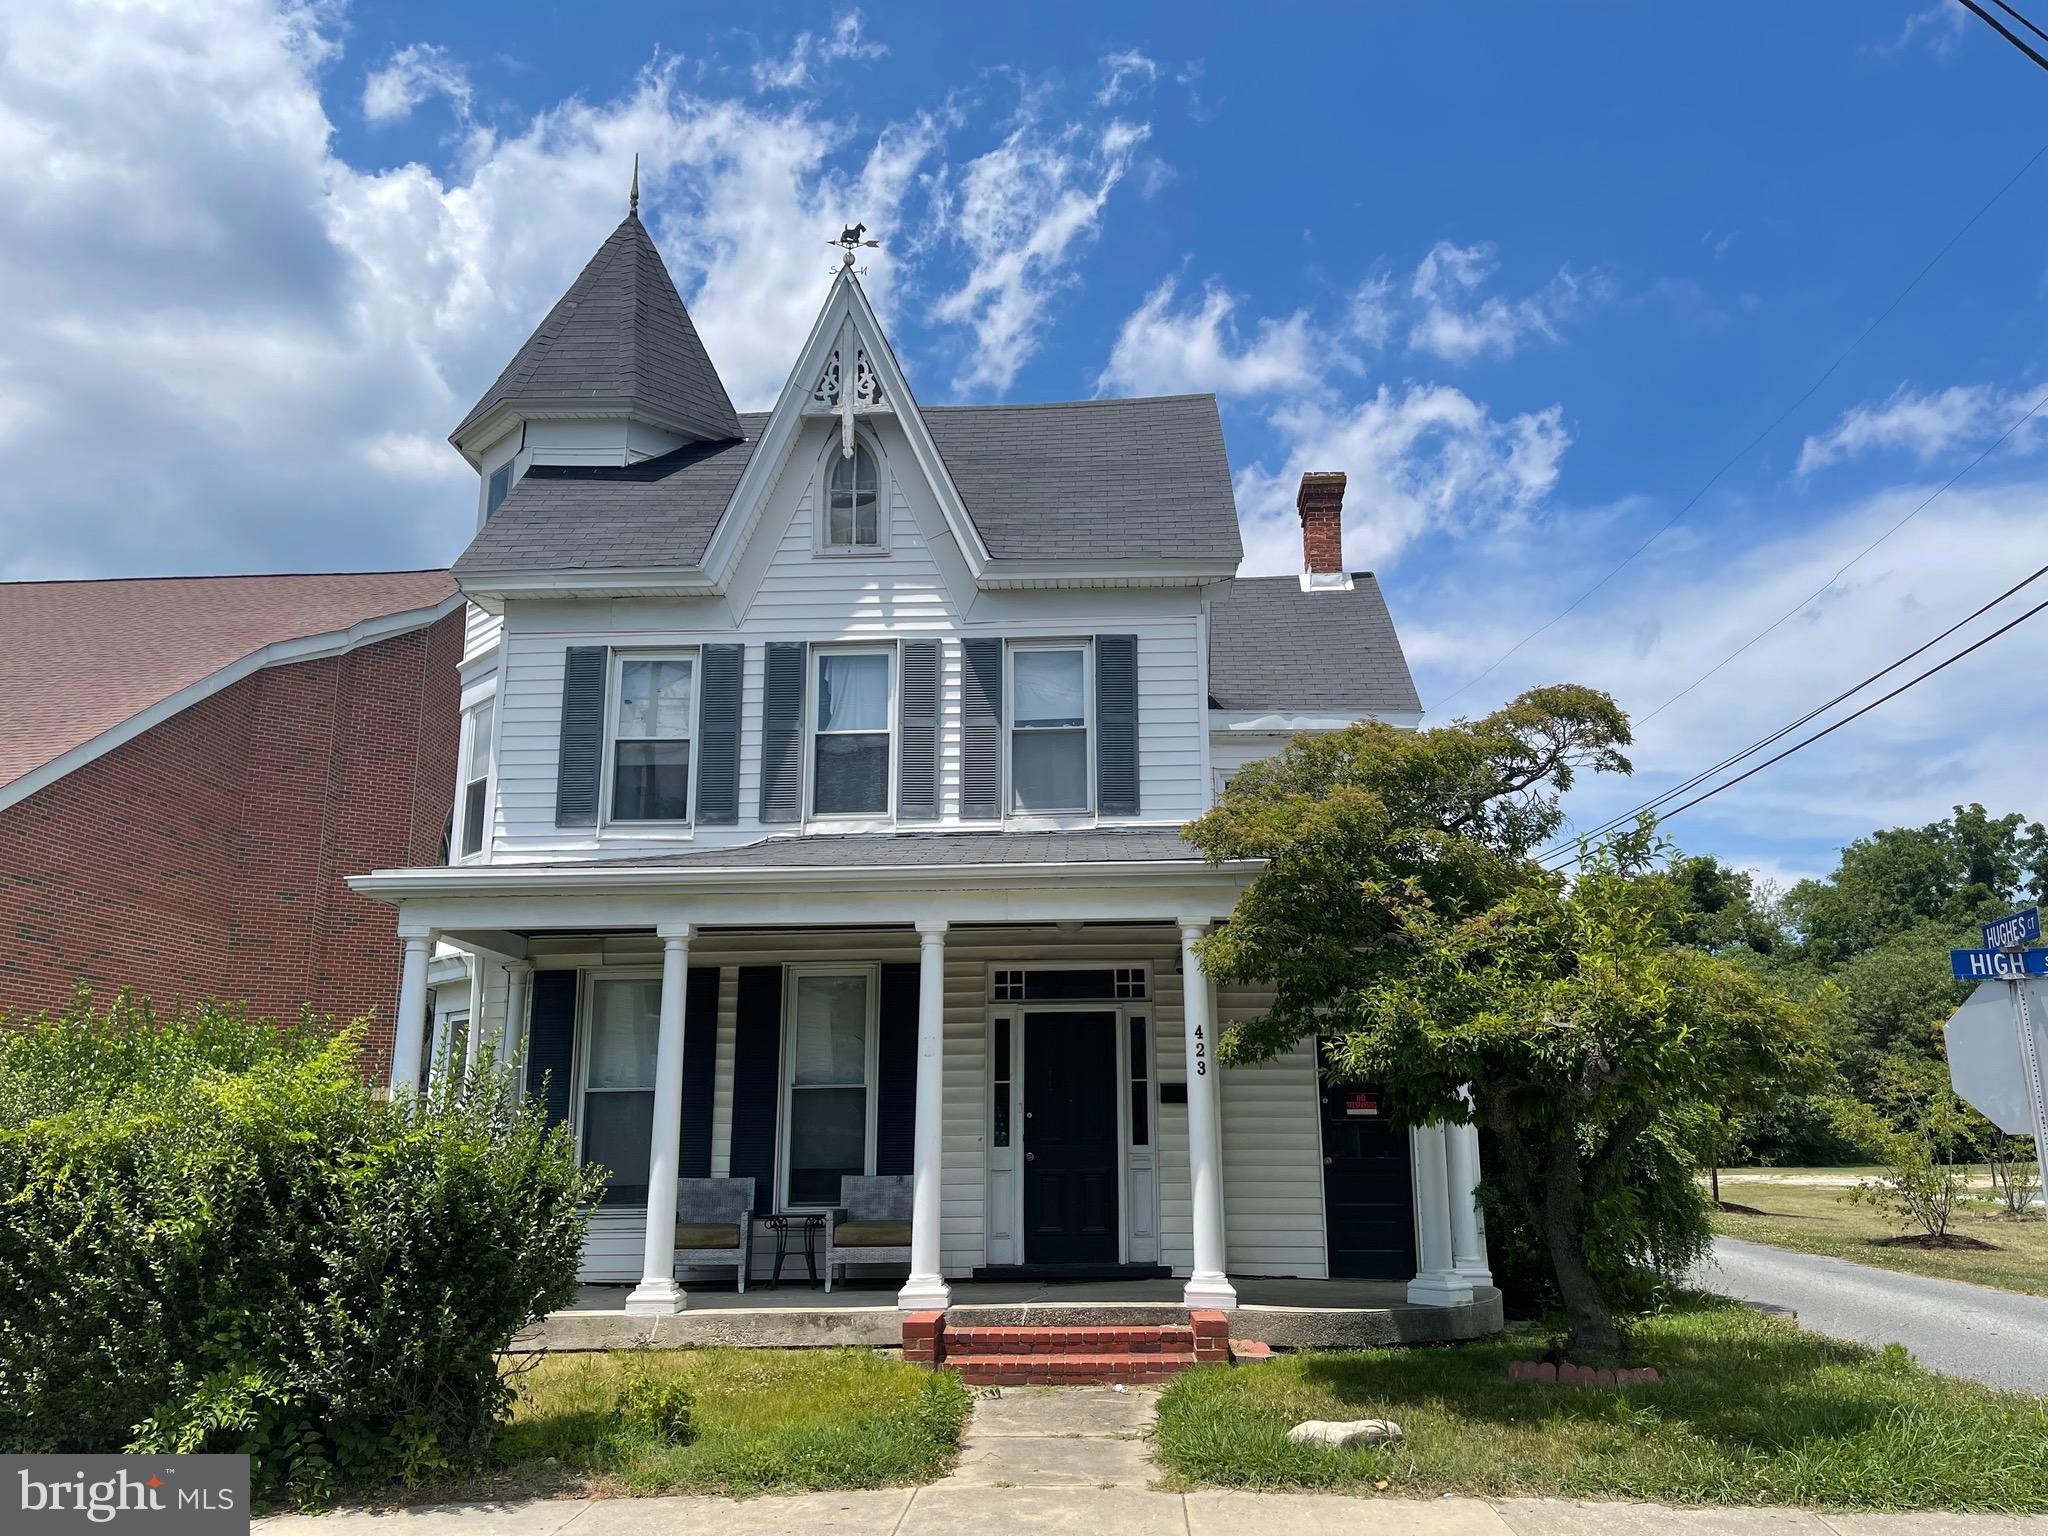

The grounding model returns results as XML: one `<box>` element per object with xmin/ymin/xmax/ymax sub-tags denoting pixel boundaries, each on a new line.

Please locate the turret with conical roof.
<box><xmin>451</xmin><ymin>200</ymin><xmax>741</xmax><ymax>471</ymax></box>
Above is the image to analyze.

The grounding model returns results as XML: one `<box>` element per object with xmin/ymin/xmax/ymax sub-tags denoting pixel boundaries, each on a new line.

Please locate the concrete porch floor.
<box><xmin>516</xmin><ymin>1276</ymin><xmax>1504</xmax><ymax>1352</ymax></box>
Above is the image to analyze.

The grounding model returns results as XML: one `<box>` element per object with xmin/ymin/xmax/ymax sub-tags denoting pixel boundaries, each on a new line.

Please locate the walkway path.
<box><xmin>258</xmin><ymin>1385</ymin><xmax>2048</xmax><ymax>1533</ymax></box>
<box><xmin>1693</xmin><ymin>1236</ymin><xmax>2048</xmax><ymax>1393</ymax></box>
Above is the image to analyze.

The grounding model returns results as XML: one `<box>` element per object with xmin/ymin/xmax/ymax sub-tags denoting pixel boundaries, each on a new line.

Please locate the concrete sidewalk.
<box><xmin>256</xmin><ymin>1385</ymin><xmax>2048</xmax><ymax>1534</ymax></box>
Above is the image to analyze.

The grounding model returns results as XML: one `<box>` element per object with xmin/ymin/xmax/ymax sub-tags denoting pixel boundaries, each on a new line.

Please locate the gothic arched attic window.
<box><xmin>824</xmin><ymin>438</ymin><xmax>882</xmax><ymax>551</ymax></box>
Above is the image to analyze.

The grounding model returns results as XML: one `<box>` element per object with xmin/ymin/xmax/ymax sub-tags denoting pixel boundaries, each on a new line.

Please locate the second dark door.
<box><xmin>1318</xmin><ymin>1040</ymin><xmax>1417</xmax><ymax>1280</ymax></box>
<box><xmin>1023</xmin><ymin>1010</ymin><xmax>1120</xmax><ymax>1265</ymax></box>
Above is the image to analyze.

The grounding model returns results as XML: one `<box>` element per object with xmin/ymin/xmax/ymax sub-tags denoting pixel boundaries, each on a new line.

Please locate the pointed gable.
<box><xmin>452</xmin><ymin>213</ymin><xmax>742</xmax><ymax>448</ymax></box>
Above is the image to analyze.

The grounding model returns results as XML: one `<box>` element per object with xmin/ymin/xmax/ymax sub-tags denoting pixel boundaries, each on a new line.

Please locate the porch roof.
<box><xmin>598</xmin><ymin>827</ymin><xmax>1203</xmax><ymax>871</ymax></box>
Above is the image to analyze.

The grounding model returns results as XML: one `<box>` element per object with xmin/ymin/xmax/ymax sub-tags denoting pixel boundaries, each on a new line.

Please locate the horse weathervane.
<box><xmin>833</xmin><ymin>221</ymin><xmax>881</xmax><ymax>272</ymax></box>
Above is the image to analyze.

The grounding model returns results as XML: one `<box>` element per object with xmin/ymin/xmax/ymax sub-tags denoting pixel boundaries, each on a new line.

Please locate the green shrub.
<box><xmin>617</xmin><ymin>1365</ymin><xmax>696</xmax><ymax>1445</ymax></box>
<box><xmin>0</xmin><ymin>990</ymin><xmax>603</xmax><ymax>1502</ymax></box>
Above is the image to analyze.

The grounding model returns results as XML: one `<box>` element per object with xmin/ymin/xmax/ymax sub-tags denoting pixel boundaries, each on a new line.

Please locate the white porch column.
<box><xmin>626</xmin><ymin>922</ymin><xmax>693</xmax><ymax>1317</ymax></box>
<box><xmin>388</xmin><ymin>927</ymin><xmax>434</xmax><ymax>1097</ymax></box>
<box><xmin>899</xmin><ymin>919</ymin><xmax>952</xmax><ymax>1311</ymax></box>
<box><xmin>1180</xmin><ymin>921</ymin><xmax>1237</xmax><ymax>1311</ymax></box>
<box><xmin>1446</xmin><ymin>1097</ymin><xmax>1492</xmax><ymax>1286</ymax></box>
<box><xmin>461</xmin><ymin>953</ymin><xmax>485</xmax><ymax>1079</ymax></box>
<box><xmin>499</xmin><ymin>962</ymin><xmax>532</xmax><ymax>1071</ymax></box>
<box><xmin>1407</xmin><ymin>1121</ymin><xmax>1475</xmax><ymax>1307</ymax></box>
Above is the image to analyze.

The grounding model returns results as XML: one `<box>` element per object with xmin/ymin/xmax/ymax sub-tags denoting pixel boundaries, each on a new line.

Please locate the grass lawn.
<box><xmin>460</xmin><ymin>1347</ymin><xmax>971</xmax><ymax>1499</ymax></box>
<box><xmin>1152</xmin><ymin>1295</ymin><xmax>2048</xmax><ymax>1511</ymax></box>
<box><xmin>1710</xmin><ymin>1170</ymin><xmax>2048</xmax><ymax>1299</ymax></box>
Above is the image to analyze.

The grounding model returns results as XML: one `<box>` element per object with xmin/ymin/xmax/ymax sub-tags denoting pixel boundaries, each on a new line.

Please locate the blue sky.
<box><xmin>4</xmin><ymin>0</ymin><xmax>2048</xmax><ymax>889</ymax></box>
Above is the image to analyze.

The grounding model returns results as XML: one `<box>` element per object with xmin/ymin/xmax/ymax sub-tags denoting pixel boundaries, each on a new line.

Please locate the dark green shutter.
<box><xmin>898</xmin><ymin>639</ymin><xmax>940</xmax><ymax>819</ymax></box>
<box><xmin>759</xmin><ymin>642</ymin><xmax>807</xmax><ymax>823</ymax></box>
<box><xmin>679</xmin><ymin>966</ymin><xmax>721</xmax><ymax>1179</ymax></box>
<box><xmin>1096</xmin><ymin>634</ymin><xmax>1139</xmax><ymax>816</ymax></box>
<box><xmin>875</xmin><ymin>962</ymin><xmax>920</xmax><ymax>1175</ymax></box>
<box><xmin>729</xmin><ymin>966</ymin><xmax>783</xmax><ymax>1214</ymax></box>
<box><xmin>696</xmin><ymin>644</ymin><xmax>743</xmax><ymax>824</ymax></box>
<box><xmin>961</xmin><ymin>637</ymin><xmax>1002</xmax><ymax>820</ymax></box>
<box><xmin>524</xmin><ymin>969</ymin><xmax>578</xmax><ymax>1130</ymax></box>
<box><xmin>555</xmin><ymin>646</ymin><xmax>608</xmax><ymax>827</ymax></box>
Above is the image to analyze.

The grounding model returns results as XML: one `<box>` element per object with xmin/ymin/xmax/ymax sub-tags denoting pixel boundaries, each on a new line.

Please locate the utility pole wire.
<box><xmin>1428</xmin><ymin>120</ymin><xmax>2048</xmax><ymax>716</ymax></box>
<box><xmin>1536</xmin><ymin>559</ymin><xmax>2048</xmax><ymax>866</ymax></box>
<box><xmin>1962</xmin><ymin>0</ymin><xmax>2048</xmax><ymax>70</ymax></box>
<box><xmin>1546</xmin><ymin>588</ymin><xmax>2048</xmax><ymax>872</ymax></box>
<box><xmin>1634</xmin><ymin>384</ymin><xmax>2048</xmax><ymax>730</ymax></box>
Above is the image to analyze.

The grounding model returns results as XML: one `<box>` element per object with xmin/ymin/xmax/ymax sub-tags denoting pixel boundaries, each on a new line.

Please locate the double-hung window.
<box><xmin>783</xmin><ymin>968</ymin><xmax>875</xmax><ymax>1206</ymax></box>
<box><xmin>580</xmin><ymin>976</ymin><xmax>660</xmax><ymax>1204</ymax></box>
<box><xmin>457</xmin><ymin>700</ymin><xmax>493</xmax><ymax>859</ymax></box>
<box><xmin>1009</xmin><ymin>643</ymin><xmax>1091</xmax><ymax>813</ymax></box>
<box><xmin>812</xmin><ymin>648</ymin><xmax>891</xmax><ymax>816</ymax></box>
<box><xmin>824</xmin><ymin>439</ymin><xmax>881</xmax><ymax>550</ymax></box>
<box><xmin>610</xmin><ymin>654</ymin><xmax>695</xmax><ymax>822</ymax></box>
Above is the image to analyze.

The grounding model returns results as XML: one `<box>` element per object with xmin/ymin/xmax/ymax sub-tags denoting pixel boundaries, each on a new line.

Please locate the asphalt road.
<box><xmin>1691</xmin><ymin>1236</ymin><xmax>2048</xmax><ymax>1394</ymax></box>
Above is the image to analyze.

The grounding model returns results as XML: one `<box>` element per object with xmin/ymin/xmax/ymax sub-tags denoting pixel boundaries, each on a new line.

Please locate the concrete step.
<box><xmin>946</xmin><ymin>1350</ymin><xmax>1200</xmax><ymax>1386</ymax></box>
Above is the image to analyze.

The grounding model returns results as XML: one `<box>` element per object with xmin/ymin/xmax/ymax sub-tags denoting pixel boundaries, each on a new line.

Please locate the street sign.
<box><xmin>1944</xmin><ymin>973</ymin><xmax>2048</xmax><ymax>1226</ymax></box>
<box><xmin>1983</xmin><ymin>906</ymin><xmax>2041</xmax><ymax>950</ymax></box>
<box><xmin>1945</xmin><ymin>982</ymin><xmax>2036</xmax><ymax>1135</ymax></box>
<box><xmin>1950</xmin><ymin>947</ymin><xmax>2048</xmax><ymax>980</ymax></box>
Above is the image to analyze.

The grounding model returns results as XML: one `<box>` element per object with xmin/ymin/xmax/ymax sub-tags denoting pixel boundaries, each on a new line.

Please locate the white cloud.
<box><xmin>362</xmin><ymin>42</ymin><xmax>472</xmax><ymax>125</ymax></box>
<box><xmin>1406</xmin><ymin>240</ymin><xmax>1592</xmax><ymax>364</ymax></box>
<box><xmin>1347</xmin><ymin>273</ymin><xmax>1396</xmax><ymax>349</ymax></box>
<box><xmin>1096</xmin><ymin>276</ymin><xmax>1316</xmax><ymax>398</ymax></box>
<box><xmin>1401</xmin><ymin>481</ymin><xmax>2048</xmax><ymax>863</ymax></box>
<box><xmin>1796</xmin><ymin>381</ymin><xmax>2041</xmax><ymax>474</ymax></box>
<box><xmin>1875</xmin><ymin>3</ymin><xmax>1968</xmax><ymax>59</ymax></box>
<box><xmin>932</xmin><ymin>117</ymin><xmax>1149</xmax><ymax>393</ymax></box>
<box><xmin>751</xmin><ymin>11</ymin><xmax>887</xmax><ymax>92</ymax></box>
<box><xmin>1234</xmin><ymin>386</ymin><xmax>1571</xmax><ymax>577</ymax></box>
<box><xmin>1096</xmin><ymin>50</ymin><xmax>1159</xmax><ymax>106</ymax></box>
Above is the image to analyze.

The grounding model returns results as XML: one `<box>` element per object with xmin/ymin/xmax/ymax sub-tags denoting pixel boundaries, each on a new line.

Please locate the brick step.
<box><xmin>943</xmin><ymin>1325</ymin><xmax>1194</xmax><ymax>1356</ymax></box>
<box><xmin>947</xmin><ymin>1350</ymin><xmax>1199</xmax><ymax>1386</ymax></box>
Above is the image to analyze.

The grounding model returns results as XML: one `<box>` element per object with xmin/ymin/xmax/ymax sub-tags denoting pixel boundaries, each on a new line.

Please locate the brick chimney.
<box><xmin>1296</xmin><ymin>471</ymin><xmax>1351</xmax><ymax>590</ymax></box>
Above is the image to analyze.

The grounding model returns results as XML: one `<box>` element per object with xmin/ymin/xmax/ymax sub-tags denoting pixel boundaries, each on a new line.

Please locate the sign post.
<box><xmin>1946</xmin><ymin>907</ymin><xmax>2048</xmax><ymax>1224</ymax></box>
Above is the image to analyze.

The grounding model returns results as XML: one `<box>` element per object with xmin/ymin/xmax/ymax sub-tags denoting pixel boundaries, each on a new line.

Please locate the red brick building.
<box><xmin>0</xmin><ymin>570</ymin><xmax>463</xmax><ymax>1049</ymax></box>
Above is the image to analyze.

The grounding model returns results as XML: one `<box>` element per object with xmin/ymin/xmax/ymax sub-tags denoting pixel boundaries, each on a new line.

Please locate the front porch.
<box><xmin>519</xmin><ymin>1275</ymin><xmax>1506</xmax><ymax>1352</ymax></box>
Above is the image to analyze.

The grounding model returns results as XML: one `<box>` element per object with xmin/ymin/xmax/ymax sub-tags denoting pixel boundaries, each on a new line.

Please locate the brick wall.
<box><xmin>0</xmin><ymin>611</ymin><xmax>461</xmax><ymax>1060</ymax></box>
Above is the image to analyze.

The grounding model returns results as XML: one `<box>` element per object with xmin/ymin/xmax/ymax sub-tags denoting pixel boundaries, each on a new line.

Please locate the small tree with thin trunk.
<box><xmin>1187</xmin><ymin>686</ymin><xmax>1823</xmax><ymax>1362</ymax></box>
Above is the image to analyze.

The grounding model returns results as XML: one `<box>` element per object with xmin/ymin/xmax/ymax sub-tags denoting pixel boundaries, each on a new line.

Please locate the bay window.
<box><xmin>812</xmin><ymin>648</ymin><xmax>892</xmax><ymax>816</ymax></box>
<box><xmin>610</xmin><ymin>653</ymin><xmax>695</xmax><ymax>822</ymax></box>
<box><xmin>579</xmin><ymin>976</ymin><xmax>660</xmax><ymax>1204</ymax></box>
<box><xmin>1009</xmin><ymin>643</ymin><xmax>1091</xmax><ymax>813</ymax></box>
<box><xmin>783</xmin><ymin>968</ymin><xmax>875</xmax><ymax>1206</ymax></box>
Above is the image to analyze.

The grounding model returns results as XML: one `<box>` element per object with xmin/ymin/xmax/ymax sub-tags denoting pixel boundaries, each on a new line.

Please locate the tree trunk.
<box><xmin>1711</xmin><ymin>1161</ymin><xmax>1720</xmax><ymax>1205</ymax></box>
<box><xmin>1543</xmin><ymin>1213</ymin><xmax>1624</xmax><ymax>1362</ymax></box>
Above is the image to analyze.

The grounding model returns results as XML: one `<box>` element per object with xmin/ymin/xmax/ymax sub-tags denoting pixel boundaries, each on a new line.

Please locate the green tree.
<box><xmin>1186</xmin><ymin>689</ymin><xmax>1823</xmax><ymax>1361</ymax></box>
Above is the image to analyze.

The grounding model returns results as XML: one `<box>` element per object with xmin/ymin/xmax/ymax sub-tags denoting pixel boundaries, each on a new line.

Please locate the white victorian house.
<box><xmin>349</xmin><ymin>204</ymin><xmax>1492</xmax><ymax>1330</ymax></box>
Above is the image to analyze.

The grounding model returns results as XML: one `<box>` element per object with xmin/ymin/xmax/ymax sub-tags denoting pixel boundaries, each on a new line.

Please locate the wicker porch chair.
<box><xmin>822</xmin><ymin>1174</ymin><xmax>913</xmax><ymax>1293</ymax></box>
<box><xmin>673</xmin><ymin>1176</ymin><xmax>756</xmax><ymax>1293</ymax></box>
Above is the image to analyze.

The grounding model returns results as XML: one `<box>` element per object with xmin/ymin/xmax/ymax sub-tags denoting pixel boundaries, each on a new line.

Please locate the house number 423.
<box><xmin>1193</xmin><ymin>1024</ymin><xmax>1207</xmax><ymax>1075</ymax></box>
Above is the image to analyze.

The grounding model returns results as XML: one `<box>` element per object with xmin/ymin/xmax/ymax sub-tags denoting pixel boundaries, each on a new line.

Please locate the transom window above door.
<box><xmin>610</xmin><ymin>654</ymin><xmax>694</xmax><ymax>823</ymax></box>
<box><xmin>824</xmin><ymin>438</ymin><xmax>882</xmax><ymax>550</ymax></box>
<box><xmin>812</xmin><ymin>649</ymin><xmax>892</xmax><ymax>816</ymax></box>
<box><xmin>1010</xmin><ymin>643</ymin><xmax>1091</xmax><ymax>813</ymax></box>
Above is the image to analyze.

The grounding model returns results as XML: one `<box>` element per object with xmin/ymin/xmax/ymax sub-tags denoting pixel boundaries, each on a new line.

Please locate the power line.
<box><xmin>1536</xmin><ymin>559</ymin><xmax>2048</xmax><ymax>866</ymax></box>
<box><xmin>1427</xmin><ymin>132</ymin><xmax>2048</xmax><ymax>716</ymax></box>
<box><xmin>1546</xmin><ymin>588</ymin><xmax>2048</xmax><ymax>871</ymax></box>
<box><xmin>1633</xmin><ymin>383</ymin><xmax>2048</xmax><ymax>730</ymax></box>
<box><xmin>1963</xmin><ymin>0</ymin><xmax>2048</xmax><ymax>71</ymax></box>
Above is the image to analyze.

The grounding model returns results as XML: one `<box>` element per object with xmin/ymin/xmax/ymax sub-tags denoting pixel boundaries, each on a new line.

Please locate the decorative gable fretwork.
<box><xmin>803</xmin><ymin>322</ymin><xmax>892</xmax><ymax>458</ymax></box>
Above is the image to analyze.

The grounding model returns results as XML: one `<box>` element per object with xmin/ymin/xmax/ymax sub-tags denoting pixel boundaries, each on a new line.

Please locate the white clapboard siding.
<box><xmin>463</xmin><ymin>602</ymin><xmax>504</xmax><ymax>667</ymax></box>
<box><xmin>548</xmin><ymin>923</ymin><xmax>1259</xmax><ymax>1282</ymax></box>
<box><xmin>481</xmin><ymin>424</ymin><xmax>1212</xmax><ymax>859</ymax></box>
<box><xmin>1217</xmin><ymin>987</ymin><xmax>1327</xmax><ymax>1278</ymax></box>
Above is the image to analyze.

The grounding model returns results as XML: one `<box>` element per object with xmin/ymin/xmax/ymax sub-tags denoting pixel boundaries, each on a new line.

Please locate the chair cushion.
<box><xmin>673</xmin><ymin>1222</ymin><xmax>742</xmax><ymax>1250</ymax></box>
<box><xmin>832</xmin><ymin>1219</ymin><xmax>912</xmax><ymax>1247</ymax></box>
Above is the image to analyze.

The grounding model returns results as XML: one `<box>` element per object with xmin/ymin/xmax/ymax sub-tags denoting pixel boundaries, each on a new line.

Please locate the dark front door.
<box><xmin>1319</xmin><ymin>1043</ymin><xmax>1416</xmax><ymax>1279</ymax></box>
<box><xmin>1023</xmin><ymin>1010</ymin><xmax>1120</xmax><ymax>1265</ymax></box>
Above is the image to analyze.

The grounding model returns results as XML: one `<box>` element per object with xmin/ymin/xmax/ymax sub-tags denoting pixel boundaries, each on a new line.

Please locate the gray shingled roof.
<box><xmin>559</xmin><ymin>827</ymin><xmax>1203</xmax><ymax>871</ymax></box>
<box><xmin>452</xmin><ymin>214</ymin><xmax>741</xmax><ymax>445</ymax></box>
<box><xmin>451</xmin><ymin>395</ymin><xmax>1241</xmax><ymax>577</ymax></box>
<box><xmin>1208</xmin><ymin>574</ymin><xmax>1422</xmax><ymax>714</ymax></box>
